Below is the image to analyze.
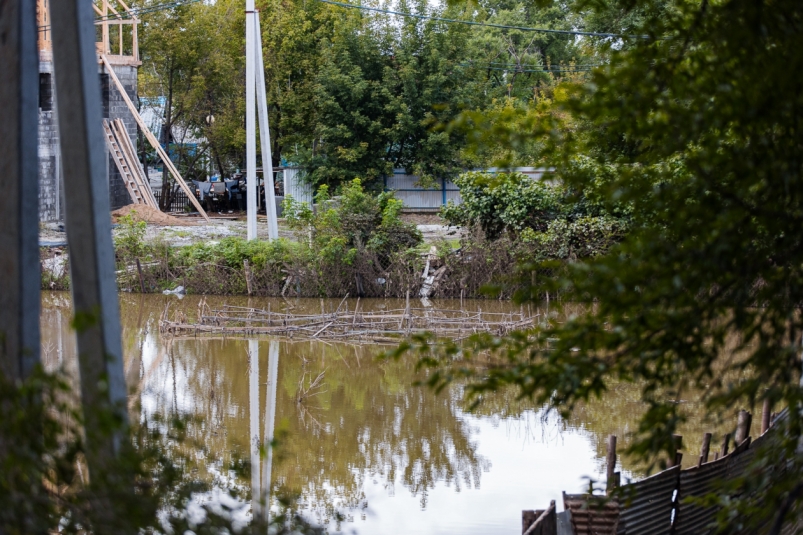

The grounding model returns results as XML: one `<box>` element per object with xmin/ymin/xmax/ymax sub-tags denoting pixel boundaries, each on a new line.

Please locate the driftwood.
<box><xmin>159</xmin><ymin>301</ymin><xmax>537</xmax><ymax>343</ymax></box>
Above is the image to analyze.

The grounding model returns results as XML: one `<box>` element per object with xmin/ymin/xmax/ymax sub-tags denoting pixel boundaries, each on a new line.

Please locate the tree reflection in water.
<box><xmin>110</xmin><ymin>294</ymin><xmax>489</xmax><ymax>527</ymax></box>
<box><xmin>39</xmin><ymin>292</ymin><xmax>748</xmax><ymax>532</ymax></box>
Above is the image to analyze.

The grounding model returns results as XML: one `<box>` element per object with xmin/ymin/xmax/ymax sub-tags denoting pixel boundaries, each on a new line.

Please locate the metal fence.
<box><xmin>282</xmin><ymin>167</ymin><xmax>313</xmax><ymax>205</ymax></box>
<box><xmin>385</xmin><ymin>167</ymin><xmax>554</xmax><ymax>210</ymax></box>
<box><xmin>153</xmin><ymin>188</ymin><xmax>190</xmax><ymax>213</ymax></box>
<box><xmin>383</xmin><ymin>171</ymin><xmax>460</xmax><ymax>210</ymax></box>
<box><xmin>525</xmin><ymin>408</ymin><xmax>794</xmax><ymax>535</ymax></box>
<box><xmin>282</xmin><ymin>166</ymin><xmax>555</xmax><ymax>210</ymax></box>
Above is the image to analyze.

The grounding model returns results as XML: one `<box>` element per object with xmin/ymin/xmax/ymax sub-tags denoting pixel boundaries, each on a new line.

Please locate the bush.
<box><xmin>113</xmin><ymin>213</ymin><xmax>149</xmax><ymax>263</ymax></box>
<box><xmin>442</xmin><ymin>172</ymin><xmax>562</xmax><ymax>239</ymax></box>
<box><xmin>442</xmin><ymin>171</ymin><xmax>629</xmax><ymax>260</ymax></box>
<box><xmin>285</xmin><ymin>179</ymin><xmax>422</xmax><ymax>267</ymax></box>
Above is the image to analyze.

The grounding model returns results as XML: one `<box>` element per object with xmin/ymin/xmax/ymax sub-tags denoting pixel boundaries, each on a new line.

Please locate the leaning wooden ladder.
<box><xmin>101</xmin><ymin>55</ymin><xmax>210</xmax><ymax>221</ymax></box>
<box><xmin>102</xmin><ymin>118</ymin><xmax>157</xmax><ymax>207</ymax></box>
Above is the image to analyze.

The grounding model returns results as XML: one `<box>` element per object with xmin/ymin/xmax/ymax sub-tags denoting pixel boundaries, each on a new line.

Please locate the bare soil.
<box><xmin>112</xmin><ymin>204</ymin><xmax>194</xmax><ymax>226</ymax></box>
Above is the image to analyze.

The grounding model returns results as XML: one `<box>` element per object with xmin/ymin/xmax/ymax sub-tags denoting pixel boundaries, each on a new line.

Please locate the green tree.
<box><xmin>138</xmin><ymin>0</ymin><xmax>245</xmax><ymax>188</ymax></box>
<box><xmin>400</xmin><ymin>0</ymin><xmax>803</xmax><ymax>530</ymax></box>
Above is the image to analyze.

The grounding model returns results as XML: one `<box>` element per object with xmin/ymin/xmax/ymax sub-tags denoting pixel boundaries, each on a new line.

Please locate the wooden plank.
<box><xmin>110</xmin><ymin>119</ymin><xmax>145</xmax><ymax>204</ymax></box>
<box><xmin>100</xmin><ymin>55</ymin><xmax>210</xmax><ymax>221</ymax></box>
<box><xmin>110</xmin><ymin>119</ymin><xmax>149</xmax><ymax>205</ymax></box>
<box><xmin>113</xmin><ymin>118</ymin><xmax>157</xmax><ymax>206</ymax></box>
<box><xmin>118</xmin><ymin>119</ymin><xmax>157</xmax><ymax>206</ymax></box>
<box><xmin>102</xmin><ymin>120</ymin><xmax>144</xmax><ymax>204</ymax></box>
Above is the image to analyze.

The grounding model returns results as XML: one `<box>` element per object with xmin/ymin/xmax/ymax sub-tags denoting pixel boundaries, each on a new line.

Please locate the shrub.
<box><xmin>113</xmin><ymin>213</ymin><xmax>149</xmax><ymax>264</ymax></box>
<box><xmin>284</xmin><ymin>179</ymin><xmax>422</xmax><ymax>267</ymax></box>
<box><xmin>443</xmin><ymin>171</ymin><xmax>629</xmax><ymax>261</ymax></box>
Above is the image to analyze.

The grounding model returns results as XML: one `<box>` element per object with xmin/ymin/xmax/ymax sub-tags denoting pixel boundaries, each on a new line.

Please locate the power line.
<box><xmin>478</xmin><ymin>60</ymin><xmax>602</xmax><ymax>68</ymax></box>
<box><xmin>38</xmin><ymin>0</ymin><xmax>205</xmax><ymax>32</ymax></box>
<box><xmin>318</xmin><ymin>0</ymin><xmax>642</xmax><ymax>39</ymax></box>
<box><xmin>456</xmin><ymin>63</ymin><xmax>595</xmax><ymax>73</ymax></box>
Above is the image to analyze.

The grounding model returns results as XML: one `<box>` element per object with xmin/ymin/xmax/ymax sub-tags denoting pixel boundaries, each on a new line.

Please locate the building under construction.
<box><xmin>37</xmin><ymin>0</ymin><xmax>141</xmax><ymax>222</ymax></box>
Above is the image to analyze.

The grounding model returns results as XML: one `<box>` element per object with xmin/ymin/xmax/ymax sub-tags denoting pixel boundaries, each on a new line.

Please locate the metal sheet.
<box><xmin>674</xmin><ymin>456</ymin><xmax>728</xmax><ymax>534</ymax></box>
<box><xmin>283</xmin><ymin>168</ymin><xmax>313</xmax><ymax>205</ymax></box>
<box><xmin>617</xmin><ymin>465</ymin><xmax>679</xmax><ymax>535</ymax></box>
<box><xmin>564</xmin><ymin>493</ymin><xmax>620</xmax><ymax>535</ymax></box>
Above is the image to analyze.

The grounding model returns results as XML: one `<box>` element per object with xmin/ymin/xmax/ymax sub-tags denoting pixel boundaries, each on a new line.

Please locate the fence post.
<box><xmin>441</xmin><ymin>177</ymin><xmax>447</xmax><ymax>206</ymax></box>
<box><xmin>735</xmin><ymin>410</ymin><xmax>751</xmax><ymax>445</ymax></box>
<box><xmin>606</xmin><ymin>435</ymin><xmax>618</xmax><ymax>494</ymax></box>
<box><xmin>698</xmin><ymin>432</ymin><xmax>712</xmax><ymax>467</ymax></box>
<box><xmin>761</xmin><ymin>398</ymin><xmax>772</xmax><ymax>434</ymax></box>
<box><xmin>670</xmin><ymin>434</ymin><xmax>683</xmax><ymax>467</ymax></box>
<box><xmin>720</xmin><ymin>433</ymin><xmax>731</xmax><ymax>457</ymax></box>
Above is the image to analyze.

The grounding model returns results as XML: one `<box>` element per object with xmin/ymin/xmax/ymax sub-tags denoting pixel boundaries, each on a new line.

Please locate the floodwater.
<box><xmin>40</xmin><ymin>292</ymin><xmax>733</xmax><ymax>534</ymax></box>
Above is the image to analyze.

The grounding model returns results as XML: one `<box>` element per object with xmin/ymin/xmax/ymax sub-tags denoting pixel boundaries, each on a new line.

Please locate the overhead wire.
<box><xmin>38</xmin><ymin>0</ymin><xmax>206</xmax><ymax>32</ymax></box>
<box><xmin>317</xmin><ymin>0</ymin><xmax>645</xmax><ymax>39</ymax></box>
<box><xmin>456</xmin><ymin>63</ymin><xmax>595</xmax><ymax>73</ymax></box>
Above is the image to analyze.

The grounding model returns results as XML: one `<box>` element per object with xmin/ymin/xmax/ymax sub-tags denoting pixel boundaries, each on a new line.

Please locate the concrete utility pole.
<box><xmin>255</xmin><ymin>11</ymin><xmax>279</xmax><ymax>240</ymax></box>
<box><xmin>50</xmin><ymin>0</ymin><xmax>129</xmax><ymax>466</ymax></box>
<box><xmin>245</xmin><ymin>0</ymin><xmax>258</xmax><ymax>240</ymax></box>
<box><xmin>262</xmin><ymin>340</ymin><xmax>280</xmax><ymax>519</ymax></box>
<box><xmin>0</xmin><ymin>0</ymin><xmax>41</xmax><ymax>380</ymax></box>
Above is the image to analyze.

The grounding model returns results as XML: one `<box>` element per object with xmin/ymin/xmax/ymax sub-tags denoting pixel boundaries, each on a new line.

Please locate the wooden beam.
<box><xmin>101</xmin><ymin>55</ymin><xmax>210</xmax><ymax>221</ymax></box>
<box><xmin>113</xmin><ymin>118</ymin><xmax>157</xmax><ymax>206</ymax></box>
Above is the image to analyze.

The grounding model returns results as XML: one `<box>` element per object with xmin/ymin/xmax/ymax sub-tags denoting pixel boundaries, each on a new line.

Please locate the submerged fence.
<box><xmin>523</xmin><ymin>408</ymin><xmax>799</xmax><ymax>535</ymax></box>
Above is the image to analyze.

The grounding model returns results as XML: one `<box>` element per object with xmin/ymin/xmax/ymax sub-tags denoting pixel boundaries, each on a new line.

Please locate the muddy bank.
<box><xmin>41</xmin><ymin>233</ymin><xmax>552</xmax><ymax>299</ymax></box>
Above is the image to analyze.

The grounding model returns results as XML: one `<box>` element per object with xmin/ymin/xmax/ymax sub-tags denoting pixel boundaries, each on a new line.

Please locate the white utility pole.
<box><xmin>248</xmin><ymin>339</ymin><xmax>261</xmax><ymax>518</ymax></box>
<box><xmin>262</xmin><ymin>340</ymin><xmax>280</xmax><ymax>521</ymax></box>
<box><xmin>255</xmin><ymin>11</ymin><xmax>279</xmax><ymax>240</ymax></box>
<box><xmin>245</xmin><ymin>0</ymin><xmax>257</xmax><ymax>240</ymax></box>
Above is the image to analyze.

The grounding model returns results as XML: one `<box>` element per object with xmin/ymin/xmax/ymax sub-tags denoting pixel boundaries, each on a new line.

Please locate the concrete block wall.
<box><xmin>37</xmin><ymin>61</ymin><xmax>139</xmax><ymax>221</ymax></box>
<box><xmin>104</xmin><ymin>63</ymin><xmax>138</xmax><ymax>211</ymax></box>
<box><xmin>38</xmin><ymin>62</ymin><xmax>61</xmax><ymax>222</ymax></box>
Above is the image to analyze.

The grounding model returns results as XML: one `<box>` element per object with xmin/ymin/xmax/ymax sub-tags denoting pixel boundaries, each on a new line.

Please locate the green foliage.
<box><xmin>520</xmin><ymin>215</ymin><xmax>625</xmax><ymax>261</ymax></box>
<box><xmin>443</xmin><ymin>171</ymin><xmax>627</xmax><ymax>259</ymax></box>
<box><xmin>113</xmin><ymin>213</ymin><xmax>149</xmax><ymax>262</ymax></box>
<box><xmin>286</xmin><ymin>179</ymin><xmax>422</xmax><ymax>266</ymax></box>
<box><xmin>139</xmin><ymin>0</ymin><xmax>246</xmax><ymax>176</ymax></box>
<box><xmin>175</xmin><ymin>236</ymin><xmax>296</xmax><ymax>271</ymax></box>
<box><xmin>443</xmin><ymin>171</ymin><xmax>562</xmax><ymax>238</ymax></box>
<box><xmin>399</xmin><ymin>0</ymin><xmax>803</xmax><ymax>528</ymax></box>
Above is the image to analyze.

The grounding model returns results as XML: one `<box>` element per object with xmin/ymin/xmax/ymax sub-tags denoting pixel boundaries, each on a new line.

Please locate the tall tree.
<box><xmin>138</xmin><ymin>0</ymin><xmax>244</xmax><ymax>196</ymax></box>
<box><xmin>401</xmin><ymin>0</ymin><xmax>803</xmax><ymax>529</ymax></box>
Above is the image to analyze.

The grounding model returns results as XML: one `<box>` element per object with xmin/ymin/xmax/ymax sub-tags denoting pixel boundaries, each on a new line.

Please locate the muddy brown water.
<box><xmin>40</xmin><ymin>292</ymin><xmax>738</xmax><ymax>534</ymax></box>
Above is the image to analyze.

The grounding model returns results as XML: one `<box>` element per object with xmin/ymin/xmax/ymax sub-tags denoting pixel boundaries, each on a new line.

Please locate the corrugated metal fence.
<box><xmin>526</xmin><ymin>408</ymin><xmax>795</xmax><ymax>535</ymax></box>
<box><xmin>281</xmin><ymin>167</ymin><xmax>313</xmax><ymax>205</ymax></box>
<box><xmin>281</xmin><ymin>167</ymin><xmax>554</xmax><ymax>209</ymax></box>
<box><xmin>385</xmin><ymin>167</ymin><xmax>554</xmax><ymax>210</ymax></box>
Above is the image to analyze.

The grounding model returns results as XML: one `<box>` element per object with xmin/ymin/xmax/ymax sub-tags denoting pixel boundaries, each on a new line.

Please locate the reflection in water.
<box><xmin>40</xmin><ymin>292</ymin><xmax>739</xmax><ymax>534</ymax></box>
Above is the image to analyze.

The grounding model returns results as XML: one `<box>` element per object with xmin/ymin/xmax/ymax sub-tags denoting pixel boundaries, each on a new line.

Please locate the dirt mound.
<box><xmin>111</xmin><ymin>204</ymin><xmax>196</xmax><ymax>226</ymax></box>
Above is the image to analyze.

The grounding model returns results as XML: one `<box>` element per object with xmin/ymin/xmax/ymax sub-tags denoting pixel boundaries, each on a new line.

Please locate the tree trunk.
<box><xmin>159</xmin><ymin>62</ymin><xmax>175</xmax><ymax>210</ymax></box>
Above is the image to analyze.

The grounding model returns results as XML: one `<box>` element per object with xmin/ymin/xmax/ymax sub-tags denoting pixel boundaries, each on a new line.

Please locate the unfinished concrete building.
<box><xmin>37</xmin><ymin>0</ymin><xmax>141</xmax><ymax>222</ymax></box>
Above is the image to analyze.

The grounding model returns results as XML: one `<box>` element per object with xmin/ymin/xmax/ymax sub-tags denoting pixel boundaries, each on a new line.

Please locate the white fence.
<box><xmin>281</xmin><ymin>166</ymin><xmax>554</xmax><ymax>210</ymax></box>
<box><xmin>281</xmin><ymin>167</ymin><xmax>313</xmax><ymax>205</ymax></box>
<box><xmin>385</xmin><ymin>167</ymin><xmax>553</xmax><ymax>210</ymax></box>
